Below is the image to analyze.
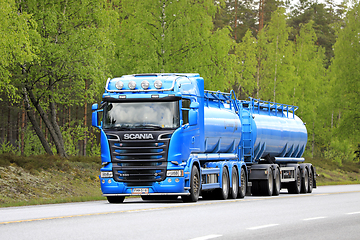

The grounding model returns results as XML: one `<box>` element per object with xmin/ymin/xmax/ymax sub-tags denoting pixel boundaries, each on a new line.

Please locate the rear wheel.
<box><xmin>301</xmin><ymin>168</ymin><xmax>309</xmax><ymax>193</ymax></box>
<box><xmin>308</xmin><ymin>168</ymin><xmax>314</xmax><ymax>193</ymax></box>
<box><xmin>288</xmin><ymin>167</ymin><xmax>301</xmax><ymax>194</ymax></box>
<box><xmin>182</xmin><ymin>165</ymin><xmax>200</xmax><ymax>202</ymax></box>
<box><xmin>107</xmin><ymin>196</ymin><xmax>125</xmax><ymax>203</ymax></box>
<box><xmin>259</xmin><ymin>168</ymin><xmax>273</xmax><ymax>196</ymax></box>
<box><xmin>238</xmin><ymin>168</ymin><xmax>247</xmax><ymax>198</ymax></box>
<box><xmin>273</xmin><ymin>167</ymin><xmax>281</xmax><ymax>196</ymax></box>
<box><xmin>229</xmin><ymin>167</ymin><xmax>239</xmax><ymax>199</ymax></box>
<box><xmin>216</xmin><ymin>167</ymin><xmax>229</xmax><ymax>200</ymax></box>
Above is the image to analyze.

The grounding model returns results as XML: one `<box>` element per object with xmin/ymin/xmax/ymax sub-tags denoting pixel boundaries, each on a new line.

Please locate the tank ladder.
<box><xmin>238</xmin><ymin>98</ymin><xmax>254</xmax><ymax>163</ymax></box>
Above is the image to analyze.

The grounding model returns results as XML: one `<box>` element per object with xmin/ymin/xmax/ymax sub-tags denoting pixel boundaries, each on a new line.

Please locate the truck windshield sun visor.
<box><xmin>102</xmin><ymin>96</ymin><xmax>181</xmax><ymax>102</ymax></box>
<box><xmin>103</xmin><ymin>101</ymin><xmax>180</xmax><ymax>130</ymax></box>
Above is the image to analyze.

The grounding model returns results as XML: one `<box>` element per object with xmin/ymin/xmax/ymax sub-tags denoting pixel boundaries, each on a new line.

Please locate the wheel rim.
<box><xmin>308</xmin><ymin>170</ymin><xmax>313</xmax><ymax>191</ymax></box>
<box><xmin>232</xmin><ymin>169</ymin><xmax>238</xmax><ymax>197</ymax></box>
<box><xmin>223</xmin><ymin>170</ymin><xmax>229</xmax><ymax>196</ymax></box>
<box><xmin>275</xmin><ymin>169</ymin><xmax>280</xmax><ymax>191</ymax></box>
<box><xmin>240</xmin><ymin>170</ymin><xmax>246</xmax><ymax>194</ymax></box>
<box><xmin>193</xmin><ymin>171</ymin><xmax>200</xmax><ymax>194</ymax></box>
<box><xmin>304</xmin><ymin>169</ymin><xmax>309</xmax><ymax>191</ymax></box>
<box><xmin>268</xmin><ymin>170</ymin><xmax>273</xmax><ymax>193</ymax></box>
<box><xmin>296</xmin><ymin>169</ymin><xmax>301</xmax><ymax>191</ymax></box>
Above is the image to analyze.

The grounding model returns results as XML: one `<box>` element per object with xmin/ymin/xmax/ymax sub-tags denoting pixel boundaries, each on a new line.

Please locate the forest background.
<box><xmin>0</xmin><ymin>0</ymin><xmax>359</xmax><ymax>167</ymax></box>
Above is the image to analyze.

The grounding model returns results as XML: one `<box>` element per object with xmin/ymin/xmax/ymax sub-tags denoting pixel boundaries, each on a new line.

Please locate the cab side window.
<box><xmin>182</xmin><ymin>99</ymin><xmax>191</xmax><ymax>125</ymax></box>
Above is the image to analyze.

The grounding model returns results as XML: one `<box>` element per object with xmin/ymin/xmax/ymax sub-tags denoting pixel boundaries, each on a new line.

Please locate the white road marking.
<box><xmin>346</xmin><ymin>211</ymin><xmax>360</xmax><ymax>215</ymax></box>
<box><xmin>303</xmin><ymin>216</ymin><xmax>326</xmax><ymax>221</ymax></box>
<box><xmin>247</xmin><ymin>224</ymin><xmax>279</xmax><ymax>230</ymax></box>
<box><xmin>188</xmin><ymin>234</ymin><xmax>222</xmax><ymax>240</ymax></box>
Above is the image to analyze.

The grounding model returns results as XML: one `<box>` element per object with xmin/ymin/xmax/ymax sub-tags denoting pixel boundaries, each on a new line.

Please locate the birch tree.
<box><xmin>112</xmin><ymin>0</ymin><xmax>235</xmax><ymax>91</ymax></box>
<box><xmin>15</xmin><ymin>0</ymin><xmax>117</xmax><ymax>157</ymax></box>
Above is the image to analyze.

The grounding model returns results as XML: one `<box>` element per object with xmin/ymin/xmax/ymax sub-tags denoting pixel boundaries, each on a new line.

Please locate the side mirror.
<box><xmin>189</xmin><ymin>109</ymin><xmax>197</xmax><ymax>126</ymax></box>
<box><xmin>92</xmin><ymin>103</ymin><xmax>100</xmax><ymax>128</ymax></box>
<box><xmin>92</xmin><ymin>103</ymin><xmax>98</xmax><ymax>111</ymax></box>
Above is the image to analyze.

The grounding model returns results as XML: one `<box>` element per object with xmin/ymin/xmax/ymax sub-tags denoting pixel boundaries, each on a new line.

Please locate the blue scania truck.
<box><xmin>92</xmin><ymin>73</ymin><xmax>316</xmax><ymax>203</ymax></box>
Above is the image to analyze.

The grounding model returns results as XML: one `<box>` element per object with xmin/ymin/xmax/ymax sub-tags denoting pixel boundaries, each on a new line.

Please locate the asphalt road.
<box><xmin>1</xmin><ymin>184</ymin><xmax>360</xmax><ymax>240</ymax></box>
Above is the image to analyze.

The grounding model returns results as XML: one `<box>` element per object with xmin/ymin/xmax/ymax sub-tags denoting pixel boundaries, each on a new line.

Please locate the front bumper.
<box><xmin>99</xmin><ymin>176</ymin><xmax>190</xmax><ymax>196</ymax></box>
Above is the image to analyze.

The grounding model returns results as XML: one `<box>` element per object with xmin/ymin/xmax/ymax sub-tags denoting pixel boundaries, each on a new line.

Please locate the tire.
<box><xmin>182</xmin><ymin>165</ymin><xmax>200</xmax><ymax>202</ymax></box>
<box><xmin>229</xmin><ymin>167</ymin><xmax>239</xmax><ymax>199</ymax></box>
<box><xmin>288</xmin><ymin>167</ymin><xmax>301</xmax><ymax>194</ymax></box>
<box><xmin>301</xmin><ymin>168</ymin><xmax>309</xmax><ymax>194</ymax></box>
<box><xmin>107</xmin><ymin>196</ymin><xmax>125</xmax><ymax>203</ymax></box>
<box><xmin>273</xmin><ymin>167</ymin><xmax>281</xmax><ymax>196</ymax></box>
<box><xmin>308</xmin><ymin>168</ymin><xmax>314</xmax><ymax>193</ymax></box>
<box><xmin>238</xmin><ymin>168</ymin><xmax>246</xmax><ymax>198</ymax></box>
<box><xmin>259</xmin><ymin>167</ymin><xmax>273</xmax><ymax>196</ymax></box>
<box><xmin>218</xmin><ymin>167</ymin><xmax>230</xmax><ymax>200</ymax></box>
<box><xmin>214</xmin><ymin>167</ymin><xmax>230</xmax><ymax>200</ymax></box>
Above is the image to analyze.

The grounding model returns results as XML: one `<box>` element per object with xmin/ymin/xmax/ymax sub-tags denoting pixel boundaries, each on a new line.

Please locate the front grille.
<box><xmin>105</xmin><ymin>131</ymin><xmax>172</xmax><ymax>182</ymax></box>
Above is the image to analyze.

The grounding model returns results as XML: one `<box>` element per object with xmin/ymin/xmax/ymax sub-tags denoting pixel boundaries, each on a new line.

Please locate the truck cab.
<box><xmin>92</xmin><ymin>74</ymin><xmax>205</xmax><ymax>202</ymax></box>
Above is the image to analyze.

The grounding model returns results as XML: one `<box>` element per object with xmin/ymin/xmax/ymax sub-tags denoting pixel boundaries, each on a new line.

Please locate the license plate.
<box><xmin>131</xmin><ymin>188</ymin><xmax>149</xmax><ymax>194</ymax></box>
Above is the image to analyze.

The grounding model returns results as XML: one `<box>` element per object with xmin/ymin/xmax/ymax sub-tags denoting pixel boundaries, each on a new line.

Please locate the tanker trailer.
<box><xmin>239</xmin><ymin>98</ymin><xmax>316</xmax><ymax>196</ymax></box>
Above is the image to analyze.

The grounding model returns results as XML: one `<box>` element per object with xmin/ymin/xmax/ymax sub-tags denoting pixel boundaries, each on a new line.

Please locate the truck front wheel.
<box><xmin>107</xmin><ymin>196</ymin><xmax>125</xmax><ymax>203</ymax></box>
<box><xmin>182</xmin><ymin>165</ymin><xmax>200</xmax><ymax>202</ymax></box>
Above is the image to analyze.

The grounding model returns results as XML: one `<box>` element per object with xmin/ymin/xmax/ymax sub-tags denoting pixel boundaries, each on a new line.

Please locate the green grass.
<box><xmin>0</xmin><ymin>153</ymin><xmax>105</xmax><ymax>208</ymax></box>
<box><xmin>0</xmin><ymin>154</ymin><xmax>359</xmax><ymax>208</ymax></box>
<box><xmin>305</xmin><ymin>157</ymin><xmax>360</xmax><ymax>186</ymax></box>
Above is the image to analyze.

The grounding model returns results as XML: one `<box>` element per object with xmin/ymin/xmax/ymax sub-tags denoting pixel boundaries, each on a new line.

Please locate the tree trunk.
<box><xmin>7</xmin><ymin>105</ymin><xmax>11</xmax><ymax>144</ymax></box>
<box><xmin>48</xmin><ymin>78</ymin><xmax>67</xmax><ymax>157</ymax></box>
<box><xmin>312</xmin><ymin>121</ymin><xmax>315</xmax><ymax>158</ymax></box>
<box><xmin>26</xmin><ymin>85</ymin><xmax>67</xmax><ymax>157</ymax></box>
<box><xmin>258</xmin><ymin>0</ymin><xmax>265</xmax><ymax>32</ymax></box>
<box><xmin>22</xmin><ymin>87</ymin><xmax>53</xmax><ymax>155</ymax></box>
<box><xmin>21</xmin><ymin>101</ymin><xmax>26</xmax><ymax>155</ymax></box>
<box><xmin>273</xmin><ymin>35</ymin><xmax>279</xmax><ymax>103</ymax></box>
<box><xmin>83</xmin><ymin>79</ymin><xmax>88</xmax><ymax>156</ymax></box>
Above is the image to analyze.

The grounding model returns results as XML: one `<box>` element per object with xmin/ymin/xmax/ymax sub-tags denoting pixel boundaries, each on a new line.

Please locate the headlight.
<box><xmin>115</xmin><ymin>81</ymin><xmax>124</xmax><ymax>90</ymax></box>
<box><xmin>167</xmin><ymin>170</ymin><xmax>184</xmax><ymax>177</ymax></box>
<box><xmin>128</xmin><ymin>81</ymin><xmax>136</xmax><ymax>90</ymax></box>
<box><xmin>154</xmin><ymin>80</ymin><xmax>162</xmax><ymax>89</ymax></box>
<box><xmin>141</xmin><ymin>80</ymin><xmax>150</xmax><ymax>89</ymax></box>
<box><xmin>101</xmin><ymin>171</ymin><xmax>113</xmax><ymax>178</ymax></box>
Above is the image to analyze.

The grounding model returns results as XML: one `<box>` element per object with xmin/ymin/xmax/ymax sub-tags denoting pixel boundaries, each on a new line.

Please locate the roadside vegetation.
<box><xmin>0</xmin><ymin>154</ymin><xmax>359</xmax><ymax>208</ymax></box>
<box><xmin>0</xmin><ymin>154</ymin><xmax>105</xmax><ymax>208</ymax></box>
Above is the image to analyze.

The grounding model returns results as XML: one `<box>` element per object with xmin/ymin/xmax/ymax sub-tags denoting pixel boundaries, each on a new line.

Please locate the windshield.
<box><xmin>103</xmin><ymin>101</ymin><xmax>180</xmax><ymax>130</ymax></box>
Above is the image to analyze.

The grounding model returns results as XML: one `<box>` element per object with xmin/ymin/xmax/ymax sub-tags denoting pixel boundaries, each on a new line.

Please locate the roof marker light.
<box><xmin>154</xmin><ymin>80</ymin><xmax>162</xmax><ymax>89</ymax></box>
<box><xmin>115</xmin><ymin>81</ymin><xmax>124</xmax><ymax>90</ymax></box>
<box><xmin>141</xmin><ymin>80</ymin><xmax>150</xmax><ymax>90</ymax></box>
<box><xmin>128</xmin><ymin>81</ymin><xmax>136</xmax><ymax>90</ymax></box>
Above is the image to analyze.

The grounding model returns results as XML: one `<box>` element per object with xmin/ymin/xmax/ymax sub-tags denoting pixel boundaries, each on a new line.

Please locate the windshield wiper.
<box><xmin>105</xmin><ymin>126</ymin><xmax>132</xmax><ymax>130</ymax></box>
<box><xmin>133</xmin><ymin>124</ymin><xmax>163</xmax><ymax>130</ymax></box>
